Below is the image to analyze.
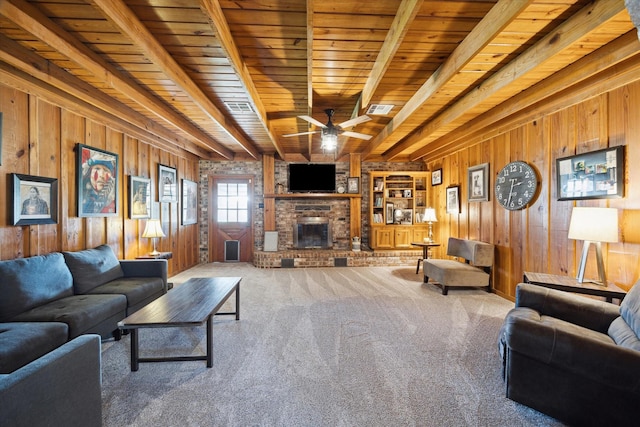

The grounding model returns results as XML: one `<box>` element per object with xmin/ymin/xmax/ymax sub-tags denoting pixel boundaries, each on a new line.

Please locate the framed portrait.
<box><xmin>385</xmin><ymin>202</ymin><xmax>395</xmax><ymax>224</ymax></box>
<box><xmin>431</xmin><ymin>168</ymin><xmax>442</xmax><ymax>186</ymax></box>
<box><xmin>158</xmin><ymin>164</ymin><xmax>178</xmax><ymax>203</ymax></box>
<box><xmin>129</xmin><ymin>176</ymin><xmax>151</xmax><ymax>219</ymax></box>
<box><xmin>468</xmin><ymin>163</ymin><xmax>489</xmax><ymax>202</ymax></box>
<box><xmin>11</xmin><ymin>174</ymin><xmax>58</xmax><ymax>225</ymax></box>
<box><xmin>347</xmin><ymin>177</ymin><xmax>360</xmax><ymax>194</ymax></box>
<box><xmin>446</xmin><ymin>185</ymin><xmax>460</xmax><ymax>214</ymax></box>
<box><xmin>77</xmin><ymin>143</ymin><xmax>118</xmax><ymax>217</ymax></box>
<box><xmin>556</xmin><ymin>146</ymin><xmax>624</xmax><ymax>201</ymax></box>
<box><xmin>182</xmin><ymin>179</ymin><xmax>198</xmax><ymax>225</ymax></box>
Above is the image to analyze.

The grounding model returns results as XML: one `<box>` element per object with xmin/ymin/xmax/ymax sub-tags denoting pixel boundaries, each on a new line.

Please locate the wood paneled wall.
<box><xmin>0</xmin><ymin>84</ymin><xmax>200</xmax><ymax>275</ymax></box>
<box><xmin>426</xmin><ymin>79</ymin><xmax>640</xmax><ymax>300</ymax></box>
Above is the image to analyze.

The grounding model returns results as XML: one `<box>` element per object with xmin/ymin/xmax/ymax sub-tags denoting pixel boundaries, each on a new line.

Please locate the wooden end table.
<box><xmin>523</xmin><ymin>271</ymin><xmax>626</xmax><ymax>304</ymax></box>
<box><xmin>118</xmin><ymin>276</ymin><xmax>240</xmax><ymax>371</ymax></box>
<box><xmin>411</xmin><ymin>242</ymin><xmax>440</xmax><ymax>277</ymax></box>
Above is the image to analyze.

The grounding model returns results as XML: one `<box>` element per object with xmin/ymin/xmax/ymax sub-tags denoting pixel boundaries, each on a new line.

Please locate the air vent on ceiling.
<box><xmin>224</xmin><ymin>102</ymin><xmax>254</xmax><ymax>114</ymax></box>
<box><xmin>366</xmin><ymin>104</ymin><xmax>394</xmax><ymax>115</ymax></box>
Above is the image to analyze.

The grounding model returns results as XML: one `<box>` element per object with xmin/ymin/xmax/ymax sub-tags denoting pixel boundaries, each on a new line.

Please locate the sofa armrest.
<box><xmin>503</xmin><ymin>311</ymin><xmax>640</xmax><ymax>393</ymax></box>
<box><xmin>515</xmin><ymin>283</ymin><xmax>620</xmax><ymax>333</ymax></box>
<box><xmin>120</xmin><ymin>259</ymin><xmax>168</xmax><ymax>292</ymax></box>
<box><xmin>0</xmin><ymin>334</ymin><xmax>102</xmax><ymax>427</ymax></box>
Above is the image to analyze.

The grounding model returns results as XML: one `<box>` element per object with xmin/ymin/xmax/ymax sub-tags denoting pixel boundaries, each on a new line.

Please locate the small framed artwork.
<box><xmin>468</xmin><ymin>162</ymin><xmax>489</xmax><ymax>202</ymax></box>
<box><xmin>129</xmin><ymin>176</ymin><xmax>151</xmax><ymax>219</ymax></box>
<box><xmin>11</xmin><ymin>173</ymin><xmax>58</xmax><ymax>225</ymax></box>
<box><xmin>385</xmin><ymin>202</ymin><xmax>395</xmax><ymax>224</ymax></box>
<box><xmin>399</xmin><ymin>209</ymin><xmax>413</xmax><ymax>225</ymax></box>
<box><xmin>446</xmin><ymin>185</ymin><xmax>460</xmax><ymax>214</ymax></box>
<box><xmin>347</xmin><ymin>177</ymin><xmax>360</xmax><ymax>194</ymax></box>
<box><xmin>431</xmin><ymin>168</ymin><xmax>442</xmax><ymax>186</ymax></box>
<box><xmin>158</xmin><ymin>164</ymin><xmax>178</xmax><ymax>203</ymax></box>
<box><xmin>556</xmin><ymin>146</ymin><xmax>624</xmax><ymax>200</ymax></box>
<box><xmin>77</xmin><ymin>143</ymin><xmax>118</xmax><ymax>217</ymax></box>
<box><xmin>182</xmin><ymin>178</ymin><xmax>198</xmax><ymax>225</ymax></box>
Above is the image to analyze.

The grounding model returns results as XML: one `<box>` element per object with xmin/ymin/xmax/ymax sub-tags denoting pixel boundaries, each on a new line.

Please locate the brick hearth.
<box><xmin>253</xmin><ymin>248</ymin><xmax>422</xmax><ymax>268</ymax></box>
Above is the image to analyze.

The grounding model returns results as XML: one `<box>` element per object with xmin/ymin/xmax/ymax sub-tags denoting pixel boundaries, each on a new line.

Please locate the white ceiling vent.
<box><xmin>366</xmin><ymin>104</ymin><xmax>394</xmax><ymax>115</ymax></box>
<box><xmin>224</xmin><ymin>102</ymin><xmax>254</xmax><ymax>114</ymax></box>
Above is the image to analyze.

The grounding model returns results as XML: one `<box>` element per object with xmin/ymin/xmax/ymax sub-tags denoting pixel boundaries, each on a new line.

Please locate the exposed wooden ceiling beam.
<box><xmin>407</xmin><ymin>0</ymin><xmax>628</xmax><ymax>161</ymax></box>
<box><xmin>91</xmin><ymin>0</ymin><xmax>260</xmax><ymax>159</ymax></box>
<box><xmin>361</xmin><ymin>0</ymin><xmax>533</xmax><ymax>159</ymax></box>
<box><xmin>360</xmin><ymin>0</ymin><xmax>423</xmax><ymax>110</ymax></box>
<box><xmin>0</xmin><ymin>0</ymin><xmax>234</xmax><ymax>160</ymax></box>
<box><xmin>199</xmin><ymin>0</ymin><xmax>285</xmax><ymax>159</ymax></box>
<box><xmin>417</xmin><ymin>31</ymin><xmax>640</xmax><ymax>162</ymax></box>
<box><xmin>0</xmin><ymin>33</ymin><xmax>210</xmax><ymax>159</ymax></box>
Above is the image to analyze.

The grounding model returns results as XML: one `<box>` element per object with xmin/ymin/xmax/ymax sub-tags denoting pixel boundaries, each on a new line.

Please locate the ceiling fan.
<box><xmin>283</xmin><ymin>109</ymin><xmax>373</xmax><ymax>150</ymax></box>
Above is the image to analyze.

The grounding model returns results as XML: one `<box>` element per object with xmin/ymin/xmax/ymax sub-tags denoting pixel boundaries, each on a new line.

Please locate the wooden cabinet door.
<box><xmin>372</xmin><ymin>227</ymin><xmax>394</xmax><ymax>249</ymax></box>
<box><xmin>394</xmin><ymin>227</ymin><xmax>412</xmax><ymax>248</ymax></box>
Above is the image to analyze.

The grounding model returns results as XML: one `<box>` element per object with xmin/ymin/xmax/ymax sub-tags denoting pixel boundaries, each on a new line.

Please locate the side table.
<box><xmin>523</xmin><ymin>271</ymin><xmax>626</xmax><ymax>304</ymax></box>
<box><xmin>411</xmin><ymin>242</ymin><xmax>441</xmax><ymax>276</ymax></box>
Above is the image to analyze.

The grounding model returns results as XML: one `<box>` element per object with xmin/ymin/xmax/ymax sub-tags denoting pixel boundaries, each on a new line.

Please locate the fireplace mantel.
<box><xmin>264</xmin><ymin>193</ymin><xmax>360</xmax><ymax>199</ymax></box>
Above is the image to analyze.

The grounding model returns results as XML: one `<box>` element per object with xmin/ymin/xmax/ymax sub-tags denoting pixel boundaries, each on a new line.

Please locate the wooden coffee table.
<box><xmin>118</xmin><ymin>276</ymin><xmax>241</xmax><ymax>371</ymax></box>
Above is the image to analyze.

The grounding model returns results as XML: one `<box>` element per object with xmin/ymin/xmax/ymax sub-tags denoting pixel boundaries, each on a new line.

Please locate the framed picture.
<box><xmin>129</xmin><ymin>176</ymin><xmax>151</xmax><ymax>219</ymax></box>
<box><xmin>158</xmin><ymin>164</ymin><xmax>178</xmax><ymax>203</ymax></box>
<box><xmin>446</xmin><ymin>185</ymin><xmax>460</xmax><ymax>214</ymax></box>
<box><xmin>399</xmin><ymin>209</ymin><xmax>413</xmax><ymax>225</ymax></box>
<box><xmin>347</xmin><ymin>177</ymin><xmax>360</xmax><ymax>194</ymax></box>
<box><xmin>468</xmin><ymin>163</ymin><xmax>489</xmax><ymax>202</ymax></box>
<box><xmin>431</xmin><ymin>168</ymin><xmax>442</xmax><ymax>186</ymax></box>
<box><xmin>182</xmin><ymin>179</ymin><xmax>198</xmax><ymax>225</ymax></box>
<box><xmin>385</xmin><ymin>202</ymin><xmax>395</xmax><ymax>224</ymax></box>
<box><xmin>77</xmin><ymin>143</ymin><xmax>118</xmax><ymax>217</ymax></box>
<box><xmin>11</xmin><ymin>174</ymin><xmax>58</xmax><ymax>225</ymax></box>
<box><xmin>556</xmin><ymin>146</ymin><xmax>624</xmax><ymax>200</ymax></box>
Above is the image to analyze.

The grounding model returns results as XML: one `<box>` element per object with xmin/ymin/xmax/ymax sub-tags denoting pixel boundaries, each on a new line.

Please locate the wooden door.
<box><xmin>208</xmin><ymin>175</ymin><xmax>254</xmax><ymax>263</ymax></box>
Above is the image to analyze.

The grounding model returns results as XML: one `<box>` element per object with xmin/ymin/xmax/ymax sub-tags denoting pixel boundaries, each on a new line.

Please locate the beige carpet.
<box><xmin>100</xmin><ymin>263</ymin><xmax>563</xmax><ymax>426</ymax></box>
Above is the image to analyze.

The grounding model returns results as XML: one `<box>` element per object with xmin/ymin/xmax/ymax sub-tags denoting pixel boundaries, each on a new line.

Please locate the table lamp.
<box><xmin>568</xmin><ymin>207</ymin><xmax>618</xmax><ymax>285</ymax></box>
<box><xmin>423</xmin><ymin>208</ymin><xmax>438</xmax><ymax>243</ymax></box>
<box><xmin>142</xmin><ymin>218</ymin><xmax>165</xmax><ymax>256</ymax></box>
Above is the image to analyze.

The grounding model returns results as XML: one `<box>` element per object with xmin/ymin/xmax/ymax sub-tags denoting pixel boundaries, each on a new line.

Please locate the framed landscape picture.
<box><xmin>129</xmin><ymin>176</ymin><xmax>151</xmax><ymax>219</ymax></box>
<box><xmin>181</xmin><ymin>178</ymin><xmax>198</xmax><ymax>225</ymax></box>
<box><xmin>77</xmin><ymin>143</ymin><xmax>118</xmax><ymax>217</ymax></box>
<box><xmin>12</xmin><ymin>173</ymin><xmax>58</xmax><ymax>225</ymax></box>
<box><xmin>158</xmin><ymin>164</ymin><xmax>178</xmax><ymax>203</ymax></box>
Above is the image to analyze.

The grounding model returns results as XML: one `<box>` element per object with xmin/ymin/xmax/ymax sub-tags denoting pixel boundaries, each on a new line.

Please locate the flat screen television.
<box><xmin>288</xmin><ymin>163</ymin><xmax>336</xmax><ymax>193</ymax></box>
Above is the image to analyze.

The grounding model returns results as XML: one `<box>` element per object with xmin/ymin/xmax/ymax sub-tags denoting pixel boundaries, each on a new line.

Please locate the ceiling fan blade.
<box><xmin>341</xmin><ymin>131</ymin><xmax>373</xmax><ymax>140</ymax></box>
<box><xmin>338</xmin><ymin>114</ymin><xmax>371</xmax><ymax>129</ymax></box>
<box><xmin>298</xmin><ymin>115</ymin><xmax>327</xmax><ymax>128</ymax></box>
<box><xmin>283</xmin><ymin>131</ymin><xmax>319</xmax><ymax>137</ymax></box>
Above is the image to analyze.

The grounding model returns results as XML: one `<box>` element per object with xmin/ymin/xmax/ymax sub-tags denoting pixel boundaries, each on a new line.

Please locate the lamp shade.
<box><xmin>423</xmin><ymin>208</ymin><xmax>438</xmax><ymax>223</ymax></box>
<box><xmin>568</xmin><ymin>207</ymin><xmax>618</xmax><ymax>243</ymax></box>
<box><xmin>142</xmin><ymin>219</ymin><xmax>165</xmax><ymax>239</ymax></box>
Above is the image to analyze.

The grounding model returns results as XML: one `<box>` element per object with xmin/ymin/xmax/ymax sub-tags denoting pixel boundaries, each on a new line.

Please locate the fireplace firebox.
<box><xmin>293</xmin><ymin>217</ymin><xmax>331</xmax><ymax>249</ymax></box>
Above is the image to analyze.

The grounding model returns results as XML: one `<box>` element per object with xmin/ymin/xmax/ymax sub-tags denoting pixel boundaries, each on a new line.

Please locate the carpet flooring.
<box><xmin>101</xmin><ymin>263</ymin><xmax>564</xmax><ymax>426</ymax></box>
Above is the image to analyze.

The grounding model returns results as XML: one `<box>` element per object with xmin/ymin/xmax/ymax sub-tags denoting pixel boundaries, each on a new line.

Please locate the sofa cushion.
<box><xmin>0</xmin><ymin>322</ymin><xmax>68</xmax><ymax>373</ymax></box>
<box><xmin>619</xmin><ymin>281</ymin><xmax>640</xmax><ymax>340</ymax></box>
<box><xmin>0</xmin><ymin>253</ymin><xmax>74</xmax><ymax>322</ymax></box>
<box><xmin>63</xmin><ymin>245</ymin><xmax>124</xmax><ymax>294</ymax></box>
<box><xmin>11</xmin><ymin>294</ymin><xmax>127</xmax><ymax>339</ymax></box>
<box><xmin>88</xmin><ymin>277</ymin><xmax>165</xmax><ymax>308</ymax></box>
<box><xmin>608</xmin><ymin>316</ymin><xmax>640</xmax><ymax>351</ymax></box>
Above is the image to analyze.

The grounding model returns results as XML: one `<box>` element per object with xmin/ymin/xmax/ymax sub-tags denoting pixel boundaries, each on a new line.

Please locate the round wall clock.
<box><xmin>495</xmin><ymin>161</ymin><xmax>538</xmax><ymax>210</ymax></box>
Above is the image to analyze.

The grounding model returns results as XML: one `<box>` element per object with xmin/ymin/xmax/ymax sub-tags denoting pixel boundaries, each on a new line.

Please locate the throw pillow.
<box><xmin>63</xmin><ymin>244</ymin><xmax>124</xmax><ymax>294</ymax></box>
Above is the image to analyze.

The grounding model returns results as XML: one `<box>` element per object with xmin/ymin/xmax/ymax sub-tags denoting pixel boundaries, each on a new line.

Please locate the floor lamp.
<box><xmin>142</xmin><ymin>219</ymin><xmax>165</xmax><ymax>256</ymax></box>
<box><xmin>568</xmin><ymin>207</ymin><xmax>618</xmax><ymax>285</ymax></box>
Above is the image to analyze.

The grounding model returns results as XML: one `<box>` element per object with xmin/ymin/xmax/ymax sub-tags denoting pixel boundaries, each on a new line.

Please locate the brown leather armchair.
<box><xmin>498</xmin><ymin>282</ymin><xmax>640</xmax><ymax>426</ymax></box>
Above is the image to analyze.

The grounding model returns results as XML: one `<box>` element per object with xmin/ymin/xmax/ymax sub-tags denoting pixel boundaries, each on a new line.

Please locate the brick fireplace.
<box><xmin>293</xmin><ymin>216</ymin><xmax>332</xmax><ymax>249</ymax></box>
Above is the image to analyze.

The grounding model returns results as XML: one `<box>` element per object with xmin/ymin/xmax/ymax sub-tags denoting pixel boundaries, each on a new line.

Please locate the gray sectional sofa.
<box><xmin>0</xmin><ymin>244</ymin><xmax>168</xmax><ymax>426</ymax></box>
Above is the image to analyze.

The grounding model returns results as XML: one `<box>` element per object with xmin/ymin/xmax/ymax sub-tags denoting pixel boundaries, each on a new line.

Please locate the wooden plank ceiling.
<box><xmin>0</xmin><ymin>0</ymin><xmax>637</xmax><ymax>162</ymax></box>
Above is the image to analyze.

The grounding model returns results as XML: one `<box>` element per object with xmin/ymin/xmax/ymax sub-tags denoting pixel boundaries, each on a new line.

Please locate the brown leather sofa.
<box><xmin>498</xmin><ymin>282</ymin><xmax>640</xmax><ymax>426</ymax></box>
